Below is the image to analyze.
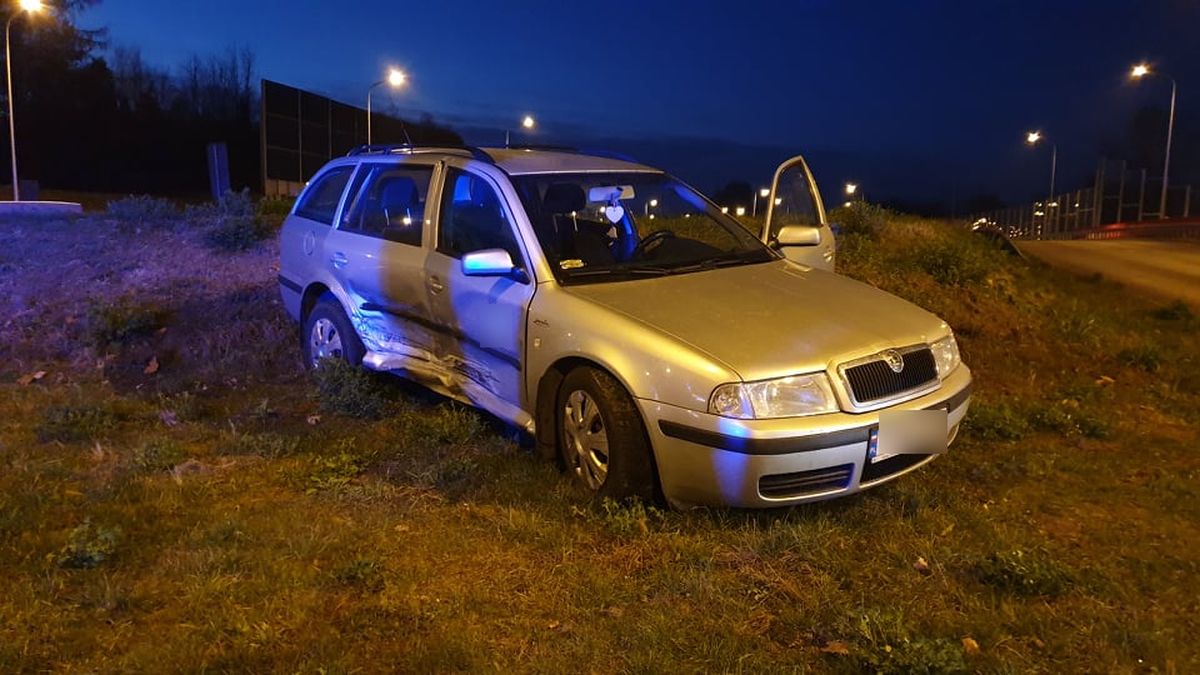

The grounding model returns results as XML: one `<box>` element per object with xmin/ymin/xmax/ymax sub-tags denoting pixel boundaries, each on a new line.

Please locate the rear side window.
<box><xmin>340</xmin><ymin>164</ymin><xmax>434</xmax><ymax>246</ymax></box>
<box><xmin>294</xmin><ymin>166</ymin><xmax>354</xmax><ymax>225</ymax></box>
<box><xmin>437</xmin><ymin>169</ymin><xmax>522</xmax><ymax>263</ymax></box>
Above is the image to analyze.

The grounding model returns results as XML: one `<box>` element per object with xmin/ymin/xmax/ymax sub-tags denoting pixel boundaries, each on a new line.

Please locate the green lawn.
<box><xmin>0</xmin><ymin>204</ymin><xmax>1196</xmax><ymax>672</ymax></box>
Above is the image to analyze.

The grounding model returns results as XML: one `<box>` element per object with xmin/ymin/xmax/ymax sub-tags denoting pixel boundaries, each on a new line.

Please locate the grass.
<box><xmin>0</xmin><ymin>209</ymin><xmax>1197</xmax><ymax>671</ymax></box>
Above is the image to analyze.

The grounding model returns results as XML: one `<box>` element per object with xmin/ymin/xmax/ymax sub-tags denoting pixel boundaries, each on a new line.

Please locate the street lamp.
<box><xmin>752</xmin><ymin>187</ymin><xmax>769</xmax><ymax>217</ymax></box>
<box><xmin>1130</xmin><ymin>63</ymin><xmax>1177</xmax><ymax>219</ymax></box>
<box><xmin>506</xmin><ymin>114</ymin><xmax>536</xmax><ymax>147</ymax></box>
<box><xmin>366</xmin><ymin>67</ymin><xmax>406</xmax><ymax>146</ymax></box>
<box><xmin>5</xmin><ymin>0</ymin><xmax>45</xmax><ymax>201</ymax></box>
<box><xmin>844</xmin><ymin>183</ymin><xmax>858</xmax><ymax>196</ymax></box>
<box><xmin>1025</xmin><ymin>130</ymin><xmax>1057</xmax><ymax>206</ymax></box>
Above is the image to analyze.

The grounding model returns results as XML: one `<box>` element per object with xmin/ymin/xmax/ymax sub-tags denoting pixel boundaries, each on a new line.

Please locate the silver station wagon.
<box><xmin>277</xmin><ymin>146</ymin><xmax>972</xmax><ymax>508</ymax></box>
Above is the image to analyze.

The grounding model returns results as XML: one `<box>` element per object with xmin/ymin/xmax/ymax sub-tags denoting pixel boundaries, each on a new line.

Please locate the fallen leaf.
<box><xmin>819</xmin><ymin>641</ymin><xmax>852</xmax><ymax>656</ymax></box>
<box><xmin>547</xmin><ymin>620</ymin><xmax>561</xmax><ymax>630</ymax></box>
<box><xmin>17</xmin><ymin>370</ymin><xmax>47</xmax><ymax>385</ymax></box>
<box><xmin>1095</xmin><ymin>375</ymin><xmax>1115</xmax><ymax>386</ymax></box>
<box><xmin>160</xmin><ymin>409</ymin><xmax>180</xmax><ymax>427</ymax></box>
<box><xmin>913</xmin><ymin>557</ymin><xmax>932</xmax><ymax>575</ymax></box>
<box><xmin>940</xmin><ymin>523</ymin><xmax>955</xmax><ymax>536</ymax></box>
<box><xmin>307</xmin><ymin>414</ymin><xmax>322</xmax><ymax>426</ymax></box>
<box><xmin>156</xmin><ymin>327</ymin><xmax>168</xmax><ymax>335</ymax></box>
<box><xmin>962</xmin><ymin>637</ymin><xmax>980</xmax><ymax>655</ymax></box>
<box><xmin>144</xmin><ymin>356</ymin><xmax>160</xmax><ymax>375</ymax></box>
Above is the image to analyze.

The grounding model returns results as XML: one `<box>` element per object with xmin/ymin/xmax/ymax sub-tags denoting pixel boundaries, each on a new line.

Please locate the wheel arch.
<box><xmin>532</xmin><ymin>355</ymin><xmax>646</xmax><ymax>460</ymax></box>
<box><xmin>300</xmin><ymin>282</ymin><xmax>333</xmax><ymax>321</ymax></box>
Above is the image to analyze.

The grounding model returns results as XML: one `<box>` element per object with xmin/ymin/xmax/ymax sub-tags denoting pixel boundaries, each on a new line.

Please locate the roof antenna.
<box><xmin>400</xmin><ymin>121</ymin><xmax>413</xmax><ymax>147</ymax></box>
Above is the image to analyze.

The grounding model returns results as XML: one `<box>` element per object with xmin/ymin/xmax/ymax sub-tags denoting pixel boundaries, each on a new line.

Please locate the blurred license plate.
<box><xmin>870</xmin><ymin>410</ymin><xmax>948</xmax><ymax>463</ymax></box>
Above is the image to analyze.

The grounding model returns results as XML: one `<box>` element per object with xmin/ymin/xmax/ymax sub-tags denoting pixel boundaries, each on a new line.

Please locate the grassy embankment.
<box><xmin>0</xmin><ymin>198</ymin><xmax>1197</xmax><ymax>672</ymax></box>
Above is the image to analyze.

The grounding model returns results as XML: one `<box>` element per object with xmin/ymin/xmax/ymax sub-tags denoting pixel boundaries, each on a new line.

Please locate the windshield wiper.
<box><xmin>667</xmin><ymin>252</ymin><xmax>767</xmax><ymax>274</ymax></box>
<box><xmin>565</xmin><ymin>265</ymin><xmax>673</xmax><ymax>279</ymax></box>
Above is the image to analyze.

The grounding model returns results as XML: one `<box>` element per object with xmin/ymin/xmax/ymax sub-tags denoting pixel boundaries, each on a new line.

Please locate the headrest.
<box><xmin>380</xmin><ymin>176</ymin><xmax>418</xmax><ymax>210</ymax></box>
<box><xmin>542</xmin><ymin>183</ymin><xmax>586</xmax><ymax>214</ymax></box>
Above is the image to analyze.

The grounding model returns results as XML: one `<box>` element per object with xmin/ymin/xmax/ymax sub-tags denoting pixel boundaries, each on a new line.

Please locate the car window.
<box><xmin>294</xmin><ymin>165</ymin><xmax>354</xmax><ymax>225</ymax></box>
<box><xmin>340</xmin><ymin>164</ymin><xmax>433</xmax><ymax>246</ymax></box>
<box><xmin>437</xmin><ymin>168</ymin><xmax>522</xmax><ymax>263</ymax></box>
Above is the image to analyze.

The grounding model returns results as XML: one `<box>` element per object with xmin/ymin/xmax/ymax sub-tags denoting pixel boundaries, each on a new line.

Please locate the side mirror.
<box><xmin>775</xmin><ymin>225</ymin><xmax>822</xmax><ymax>247</ymax></box>
<box><xmin>462</xmin><ymin>248</ymin><xmax>519</xmax><ymax>277</ymax></box>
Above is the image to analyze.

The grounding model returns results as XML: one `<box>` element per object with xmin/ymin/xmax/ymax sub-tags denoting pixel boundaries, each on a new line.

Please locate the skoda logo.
<box><xmin>882</xmin><ymin>349</ymin><xmax>905</xmax><ymax>373</ymax></box>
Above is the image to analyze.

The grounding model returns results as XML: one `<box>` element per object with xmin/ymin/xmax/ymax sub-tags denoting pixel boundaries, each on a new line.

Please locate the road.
<box><xmin>1018</xmin><ymin>239</ymin><xmax>1200</xmax><ymax>307</ymax></box>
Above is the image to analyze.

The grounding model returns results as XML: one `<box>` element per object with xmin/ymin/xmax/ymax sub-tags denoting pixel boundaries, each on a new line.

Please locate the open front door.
<box><xmin>762</xmin><ymin>155</ymin><xmax>835</xmax><ymax>271</ymax></box>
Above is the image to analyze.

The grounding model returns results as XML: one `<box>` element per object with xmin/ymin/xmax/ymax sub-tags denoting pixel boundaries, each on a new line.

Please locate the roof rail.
<box><xmin>345</xmin><ymin>144</ymin><xmax>494</xmax><ymax>163</ymax></box>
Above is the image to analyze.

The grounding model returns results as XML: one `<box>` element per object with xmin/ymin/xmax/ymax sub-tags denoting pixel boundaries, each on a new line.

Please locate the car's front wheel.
<box><xmin>558</xmin><ymin>366</ymin><xmax>658</xmax><ymax>503</ymax></box>
<box><xmin>302</xmin><ymin>294</ymin><xmax>365</xmax><ymax>369</ymax></box>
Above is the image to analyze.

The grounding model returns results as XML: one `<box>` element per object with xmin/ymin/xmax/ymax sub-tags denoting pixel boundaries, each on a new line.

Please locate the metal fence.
<box><xmin>972</xmin><ymin>158</ymin><xmax>1194</xmax><ymax>240</ymax></box>
<box><xmin>259</xmin><ymin>79</ymin><xmax>414</xmax><ymax>198</ymax></box>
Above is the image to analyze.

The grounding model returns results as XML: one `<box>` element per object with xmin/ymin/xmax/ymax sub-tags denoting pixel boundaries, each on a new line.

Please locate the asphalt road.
<box><xmin>1018</xmin><ymin>239</ymin><xmax>1200</xmax><ymax>306</ymax></box>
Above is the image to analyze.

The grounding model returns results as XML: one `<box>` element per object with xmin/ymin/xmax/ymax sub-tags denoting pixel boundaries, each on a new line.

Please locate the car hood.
<box><xmin>565</xmin><ymin>260</ymin><xmax>949</xmax><ymax>382</ymax></box>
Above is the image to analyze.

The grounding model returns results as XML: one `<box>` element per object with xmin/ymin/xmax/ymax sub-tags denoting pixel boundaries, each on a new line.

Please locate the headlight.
<box><xmin>932</xmin><ymin>334</ymin><xmax>961</xmax><ymax>378</ymax></box>
<box><xmin>709</xmin><ymin>373</ymin><xmax>839</xmax><ymax>419</ymax></box>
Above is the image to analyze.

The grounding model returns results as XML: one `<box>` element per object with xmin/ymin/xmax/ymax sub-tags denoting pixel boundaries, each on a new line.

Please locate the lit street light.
<box><xmin>366</xmin><ymin>67</ymin><xmax>406</xmax><ymax>146</ymax></box>
<box><xmin>1025</xmin><ymin>130</ymin><xmax>1057</xmax><ymax>210</ymax></box>
<box><xmin>844</xmin><ymin>183</ymin><xmax>858</xmax><ymax>196</ymax></box>
<box><xmin>506</xmin><ymin>114</ymin><xmax>536</xmax><ymax>147</ymax></box>
<box><xmin>752</xmin><ymin>187</ymin><xmax>769</xmax><ymax>217</ymax></box>
<box><xmin>5</xmin><ymin>0</ymin><xmax>45</xmax><ymax>201</ymax></box>
<box><xmin>735</xmin><ymin>206</ymin><xmax>746</xmax><ymax>217</ymax></box>
<box><xmin>1130</xmin><ymin>63</ymin><xmax>1177</xmax><ymax>219</ymax></box>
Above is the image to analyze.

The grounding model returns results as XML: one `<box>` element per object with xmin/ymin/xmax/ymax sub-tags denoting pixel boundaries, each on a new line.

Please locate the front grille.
<box><xmin>843</xmin><ymin>348</ymin><xmax>938</xmax><ymax>405</ymax></box>
<box><xmin>759</xmin><ymin>464</ymin><xmax>853</xmax><ymax>499</ymax></box>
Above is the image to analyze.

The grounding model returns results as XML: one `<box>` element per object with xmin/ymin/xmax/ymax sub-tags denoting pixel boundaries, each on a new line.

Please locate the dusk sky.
<box><xmin>80</xmin><ymin>0</ymin><xmax>1200</xmax><ymax>205</ymax></box>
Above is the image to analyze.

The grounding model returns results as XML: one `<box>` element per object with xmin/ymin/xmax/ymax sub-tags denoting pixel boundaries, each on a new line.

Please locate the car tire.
<box><xmin>557</xmin><ymin>366</ymin><xmax>659</xmax><ymax>504</ymax></box>
<box><xmin>302</xmin><ymin>294</ymin><xmax>365</xmax><ymax>369</ymax></box>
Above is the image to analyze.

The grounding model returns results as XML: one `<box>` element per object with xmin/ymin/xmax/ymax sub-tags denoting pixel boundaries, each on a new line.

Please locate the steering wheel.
<box><xmin>630</xmin><ymin>229</ymin><xmax>675</xmax><ymax>259</ymax></box>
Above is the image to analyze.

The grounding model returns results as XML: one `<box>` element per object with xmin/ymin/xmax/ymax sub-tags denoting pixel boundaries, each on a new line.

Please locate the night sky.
<box><xmin>81</xmin><ymin>0</ymin><xmax>1200</xmax><ymax>206</ymax></box>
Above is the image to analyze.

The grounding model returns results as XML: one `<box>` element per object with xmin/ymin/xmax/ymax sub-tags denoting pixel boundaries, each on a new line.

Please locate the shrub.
<box><xmin>911</xmin><ymin>236</ymin><xmax>994</xmax><ymax>287</ymax></box>
<box><xmin>88</xmin><ymin>297</ymin><xmax>170</xmax><ymax>346</ymax></box>
<box><xmin>196</xmin><ymin>189</ymin><xmax>275</xmax><ymax>252</ymax></box>
<box><xmin>311</xmin><ymin>359</ymin><xmax>393</xmax><ymax>419</ymax></box>
<box><xmin>37</xmin><ymin>404</ymin><xmax>123</xmax><ymax>443</ymax></box>
<box><xmin>972</xmin><ymin>548</ymin><xmax>1073</xmax><ymax>596</ymax></box>
<box><xmin>106</xmin><ymin>195</ymin><xmax>177</xmax><ymax>224</ymax></box>
<box><xmin>830</xmin><ymin>201</ymin><xmax>891</xmax><ymax>239</ymax></box>
<box><xmin>56</xmin><ymin>520</ymin><xmax>121</xmax><ymax>569</ymax></box>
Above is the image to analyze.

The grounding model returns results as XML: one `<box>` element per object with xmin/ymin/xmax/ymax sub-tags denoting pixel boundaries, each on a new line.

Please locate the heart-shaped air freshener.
<box><xmin>604</xmin><ymin>205</ymin><xmax>625</xmax><ymax>223</ymax></box>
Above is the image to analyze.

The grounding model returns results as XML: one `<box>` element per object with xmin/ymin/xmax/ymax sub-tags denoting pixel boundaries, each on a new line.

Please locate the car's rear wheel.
<box><xmin>558</xmin><ymin>366</ymin><xmax>658</xmax><ymax>503</ymax></box>
<box><xmin>302</xmin><ymin>294</ymin><xmax>365</xmax><ymax>369</ymax></box>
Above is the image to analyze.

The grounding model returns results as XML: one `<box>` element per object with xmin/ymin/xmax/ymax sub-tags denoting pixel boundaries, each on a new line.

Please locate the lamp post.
<box><xmin>366</xmin><ymin>68</ymin><xmax>406</xmax><ymax>146</ymax></box>
<box><xmin>505</xmin><ymin>114</ymin><xmax>535</xmax><ymax>147</ymax></box>
<box><xmin>1130</xmin><ymin>63</ymin><xmax>1177</xmax><ymax>219</ymax></box>
<box><xmin>1025</xmin><ymin>131</ymin><xmax>1057</xmax><ymax>204</ymax></box>
<box><xmin>5</xmin><ymin>0</ymin><xmax>44</xmax><ymax>201</ymax></box>
<box><xmin>752</xmin><ymin>187</ymin><xmax>769</xmax><ymax>217</ymax></box>
<box><xmin>844</xmin><ymin>182</ymin><xmax>859</xmax><ymax>203</ymax></box>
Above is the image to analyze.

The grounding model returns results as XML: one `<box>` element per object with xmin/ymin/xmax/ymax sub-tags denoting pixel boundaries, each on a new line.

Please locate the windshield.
<box><xmin>511</xmin><ymin>172</ymin><xmax>775</xmax><ymax>284</ymax></box>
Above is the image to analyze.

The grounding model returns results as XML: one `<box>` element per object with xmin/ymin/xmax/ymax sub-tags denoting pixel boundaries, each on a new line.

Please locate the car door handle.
<box><xmin>427</xmin><ymin>276</ymin><xmax>445</xmax><ymax>294</ymax></box>
<box><xmin>330</xmin><ymin>252</ymin><xmax>349</xmax><ymax>269</ymax></box>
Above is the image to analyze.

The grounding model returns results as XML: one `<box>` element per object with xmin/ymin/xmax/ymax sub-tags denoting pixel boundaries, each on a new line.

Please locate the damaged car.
<box><xmin>278</xmin><ymin>146</ymin><xmax>972</xmax><ymax>508</ymax></box>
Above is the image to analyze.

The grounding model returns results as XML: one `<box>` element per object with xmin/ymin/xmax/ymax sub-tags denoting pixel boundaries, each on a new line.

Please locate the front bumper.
<box><xmin>638</xmin><ymin>365</ymin><xmax>972</xmax><ymax>508</ymax></box>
